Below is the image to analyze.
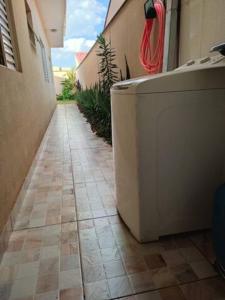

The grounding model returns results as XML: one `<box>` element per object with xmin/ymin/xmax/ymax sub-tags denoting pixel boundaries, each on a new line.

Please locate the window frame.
<box><xmin>0</xmin><ymin>28</ymin><xmax>6</xmax><ymax>65</ymax></box>
<box><xmin>25</xmin><ymin>0</ymin><xmax>36</xmax><ymax>49</ymax></box>
<box><xmin>39</xmin><ymin>38</ymin><xmax>49</xmax><ymax>82</ymax></box>
<box><xmin>0</xmin><ymin>0</ymin><xmax>21</xmax><ymax>71</ymax></box>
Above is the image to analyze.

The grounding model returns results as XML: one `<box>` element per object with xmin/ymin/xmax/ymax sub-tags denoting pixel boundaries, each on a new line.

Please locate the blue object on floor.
<box><xmin>213</xmin><ymin>183</ymin><xmax>225</xmax><ymax>278</ymax></box>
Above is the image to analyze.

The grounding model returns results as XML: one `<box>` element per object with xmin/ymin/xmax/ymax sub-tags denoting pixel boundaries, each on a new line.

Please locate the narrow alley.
<box><xmin>0</xmin><ymin>104</ymin><xmax>224</xmax><ymax>300</ymax></box>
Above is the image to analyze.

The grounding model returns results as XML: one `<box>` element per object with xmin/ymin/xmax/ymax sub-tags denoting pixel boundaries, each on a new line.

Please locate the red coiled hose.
<box><xmin>140</xmin><ymin>0</ymin><xmax>165</xmax><ymax>74</ymax></box>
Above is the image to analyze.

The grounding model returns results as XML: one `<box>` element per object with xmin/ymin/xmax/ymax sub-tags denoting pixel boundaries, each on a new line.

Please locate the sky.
<box><xmin>51</xmin><ymin>0</ymin><xmax>109</xmax><ymax>68</ymax></box>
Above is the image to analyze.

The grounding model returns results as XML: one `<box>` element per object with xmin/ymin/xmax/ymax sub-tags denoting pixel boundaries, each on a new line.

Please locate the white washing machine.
<box><xmin>111</xmin><ymin>55</ymin><xmax>225</xmax><ymax>242</ymax></box>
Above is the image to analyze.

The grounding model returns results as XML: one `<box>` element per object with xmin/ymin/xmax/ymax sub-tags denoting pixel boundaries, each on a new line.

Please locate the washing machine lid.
<box><xmin>111</xmin><ymin>56</ymin><xmax>225</xmax><ymax>95</ymax></box>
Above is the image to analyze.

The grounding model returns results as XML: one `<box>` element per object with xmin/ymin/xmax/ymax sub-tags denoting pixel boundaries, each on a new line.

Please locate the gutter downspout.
<box><xmin>163</xmin><ymin>0</ymin><xmax>180</xmax><ymax>71</ymax></box>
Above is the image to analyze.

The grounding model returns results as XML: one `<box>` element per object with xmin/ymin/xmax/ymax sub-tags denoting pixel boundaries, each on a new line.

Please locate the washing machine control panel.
<box><xmin>176</xmin><ymin>55</ymin><xmax>225</xmax><ymax>71</ymax></box>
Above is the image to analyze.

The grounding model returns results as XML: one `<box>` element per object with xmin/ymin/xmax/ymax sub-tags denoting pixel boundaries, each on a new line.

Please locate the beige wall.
<box><xmin>0</xmin><ymin>0</ymin><xmax>56</xmax><ymax>232</ymax></box>
<box><xmin>77</xmin><ymin>0</ymin><xmax>225</xmax><ymax>87</ymax></box>
<box><xmin>77</xmin><ymin>0</ymin><xmax>149</xmax><ymax>88</ymax></box>
<box><xmin>53</xmin><ymin>69</ymin><xmax>70</xmax><ymax>95</ymax></box>
<box><xmin>105</xmin><ymin>0</ymin><xmax>126</xmax><ymax>27</ymax></box>
<box><xmin>179</xmin><ymin>0</ymin><xmax>225</xmax><ymax>65</ymax></box>
<box><xmin>54</xmin><ymin>75</ymin><xmax>64</xmax><ymax>95</ymax></box>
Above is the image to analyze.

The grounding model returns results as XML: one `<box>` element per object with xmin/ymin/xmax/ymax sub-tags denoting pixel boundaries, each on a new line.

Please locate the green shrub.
<box><xmin>75</xmin><ymin>36</ymin><xmax>132</xmax><ymax>143</ymax></box>
<box><xmin>57</xmin><ymin>69</ymin><xmax>76</xmax><ymax>101</ymax></box>
<box><xmin>76</xmin><ymin>35</ymin><xmax>119</xmax><ymax>144</ymax></box>
<box><xmin>76</xmin><ymin>83</ymin><xmax>112</xmax><ymax>143</ymax></box>
<box><xmin>97</xmin><ymin>34</ymin><xmax>118</xmax><ymax>96</ymax></box>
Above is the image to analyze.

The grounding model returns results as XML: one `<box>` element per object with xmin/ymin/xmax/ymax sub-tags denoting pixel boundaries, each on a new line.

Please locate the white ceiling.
<box><xmin>35</xmin><ymin>0</ymin><xmax>66</xmax><ymax>48</ymax></box>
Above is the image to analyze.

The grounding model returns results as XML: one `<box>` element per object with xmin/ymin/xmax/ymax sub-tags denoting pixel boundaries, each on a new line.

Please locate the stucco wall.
<box><xmin>54</xmin><ymin>75</ymin><xmax>64</xmax><ymax>95</ymax></box>
<box><xmin>179</xmin><ymin>0</ymin><xmax>225</xmax><ymax>65</ymax></box>
<box><xmin>76</xmin><ymin>0</ymin><xmax>149</xmax><ymax>88</ymax></box>
<box><xmin>77</xmin><ymin>0</ymin><xmax>225</xmax><ymax>87</ymax></box>
<box><xmin>53</xmin><ymin>68</ymin><xmax>71</xmax><ymax>95</ymax></box>
<box><xmin>0</xmin><ymin>0</ymin><xmax>56</xmax><ymax>232</ymax></box>
<box><xmin>105</xmin><ymin>0</ymin><xmax>127</xmax><ymax>27</ymax></box>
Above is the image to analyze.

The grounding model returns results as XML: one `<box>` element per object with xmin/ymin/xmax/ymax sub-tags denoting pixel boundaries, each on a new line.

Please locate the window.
<box><xmin>25</xmin><ymin>0</ymin><xmax>35</xmax><ymax>47</ymax></box>
<box><xmin>40</xmin><ymin>39</ymin><xmax>49</xmax><ymax>82</ymax></box>
<box><xmin>48</xmin><ymin>56</ymin><xmax>53</xmax><ymax>83</ymax></box>
<box><xmin>0</xmin><ymin>0</ymin><xmax>17</xmax><ymax>70</ymax></box>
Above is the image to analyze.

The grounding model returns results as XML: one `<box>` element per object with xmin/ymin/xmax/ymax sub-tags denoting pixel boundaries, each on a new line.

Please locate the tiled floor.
<box><xmin>0</xmin><ymin>104</ymin><xmax>225</xmax><ymax>300</ymax></box>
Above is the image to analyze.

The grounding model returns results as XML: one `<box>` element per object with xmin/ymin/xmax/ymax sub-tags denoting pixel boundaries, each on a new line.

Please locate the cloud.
<box><xmin>52</xmin><ymin>37</ymin><xmax>95</xmax><ymax>56</ymax></box>
<box><xmin>66</xmin><ymin>0</ymin><xmax>107</xmax><ymax>39</ymax></box>
<box><xmin>64</xmin><ymin>38</ymin><xmax>95</xmax><ymax>53</ymax></box>
<box><xmin>52</xmin><ymin>0</ymin><xmax>109</xmax><ymax>67</ymax></box>
<box><xmin>51</xmin><ymin>37</ymin><xmax>96</xmax><ymax>67</ymax></box>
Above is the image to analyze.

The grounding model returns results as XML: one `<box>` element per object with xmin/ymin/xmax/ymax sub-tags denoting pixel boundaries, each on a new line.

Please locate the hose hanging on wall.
<box><xmin>140</xmin><ymin>0</ymin><xmax>166</xmax><ymax>74</ymax></box>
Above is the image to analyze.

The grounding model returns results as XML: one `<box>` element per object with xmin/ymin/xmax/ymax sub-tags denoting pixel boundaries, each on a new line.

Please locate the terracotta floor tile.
<box><xmin>129</xmin><ymin>271</ymin><xmax>155</xmax><ymax>293</ymax></box>
<box><xmin>123</xmin><ymin>256</ymin><xmax>148</xmax><ymax>275</ymax></box>
<box><xmin>60</xmin><ymin>287</ymin><xmax>83</xmax><ymax>300</ymax></box>
<box><xmin>151</xmin><ymin>267</ymin><xmax>178</xmax><ymax>289</ymax></box>
<box><xmin>159</xmin><ymin>286</ymin><xmax>186</xmax><ymax>300</ymax></box>
<box><xmin>23</xmin><ymin>238</ymin><xmax>42</xmax><ymax>251</ymax></box>
<box><xmin>46</xmin><ymin>215</ymin><xmax>61</xmax><ymax>225</ymax></box>
<box><xmin>7</xmin><ymin>240</ymin><xmax>24</xmax><ymax>252</ymax></box>
<box><xmin>42</xmin><ymin>234</ymin><xmax>60</xmax><ymax>247</ymax></box>
<box><xmin>144</xmin><ymin>254</ymin><xmax>167</xmax><ymax>270</ymax></box>
<box><xmin>83</xmin><ymin>264</ymin><xmax>105</xmax><ymax>283</ymax></box>
<box><xmin>170</xmin><ymin>263</ymin><xmax>198</xmax><ymax>284</ymax></box>
<box><xmin>1</xmin><ymin>252</ymin><xmax>26</xmax><ymax>267</ymax></box>
<box><xmin>161</xmin><ymin>250</ymin><xmax>186</xmax><ymax>267</ymax></box>
<box><xmin>13</xmin><ymin>296</ymin><xmax>34</xmax><ymax>300</ymax></box>
<box><xmin>22</xmin><ymin>248</ymin><xmax>40</xmax><ymax>263</ymax></box>
<box><xmin>79</xmin><ymin>220</ymin><xmax>94</xmax><ymax>230</ymax></box>
<box><xmin>59</xmin><ymin>269</ymin><xmax>82</xmax><ymax>290</ymax></box>
<box><xmin>190</xmin><ymin>260</ymin><xmax>217</xmax><ymax>279</ymax></box>
<box><xmin>0</xmin><ymin>283</ymin><xmax>12</xmax><ymax>300</ymax></box>
<box><xmin>0</xmin><ymin>265</ymin><xmax>18</xmax><ymax>284</ymax></box>
<box><xmin>80</xmin><ymin>239</ymin><xmax>100</xmax><ymax>253</ymax></box>
<box><xmin>82</xmin><ymin>249</ymin><xmax>102</xmax><ymax>267</ymax></box>
<box><xmin>16</xmin><ymin>261</ymin><xmax>39</xmax><ymax>279</ymax></box>
<box><xmin>120</xmin><ymin>296</ymin><xmax>137</xmax><ymax>300</ymax></box>
<box><xmin>190</xmin><ymin>231</ymin><xmax>215</xmax><ymax>264</ymax></box>
<box><xmin>39</xmin><ymin>257</ymin><xmax>59</xmax><ymax>275</ymax></box>
<box><xmin>135</xmin><ymin>291</ymin><xmax>162</xmax><ymax>300</ymax></box>
<box><xmin>85</xmin><ymin>280</ymin><xmax>110</xmax><ymax>300</ymax></box>
<box><xmin>36</xmin><ymin>274</ymin><xmax>58</xmax><ymax>294</ymax></box>
<box><xmin>40</xmin><ymin>245</ymin><xmax>59</xmax><ymax>260</ymax></box>
<box><xmin>104</xmin><ymin>260</ymin><xmax>125</xmax><ymax>279</ymax></box>
<box><xmin>100</xmin><ymin>247</ymin><xmax>121</xmax><ymax>263</ymax></box>
<box><xmin>99</xmin><ymin>237</ymin><xmax>116</xmax><ymax>249</ymax></box>
<box><xmin>10</xmin><ymin>231</ymin><xmax>27</xmax><ymax>242</ymax></box>
<box><xmin>79</xmin><ymin>228</ymin><xmax>97</xmax><ymax>240</ymax></box>
<box><xmin>180</xmin><ymin>278</ymin><xmax>225</xmax><ymax>300</ymax></box>
<box><xmin>1</xmin><ymin>105</ymin><xmax>221</xmax><ymax>300</ymax></box>
<box><xmin>172</xmin><ymin>236</ymin><xmax>193</xmax><ymax>248</ymax></box>
<box><xmin>60</xmin><ymin>242</ymin><xmax>79</xmax><ymax>256</ymax></box>
<box><xmin>179</xmin><ymin>247</ymin><xmax>205</xmax><ymax>263</ymax></box>
<box><xmin>159</xmin><ymin>237</ymin><xmax>178</xmax><ymax>251</ymax></box>
<box><xmin>108</xmin><ymin>275</ymin><xmax>133</xmax><ymax>298</ymax></box>
<box><xmin>35</xmin><ymin>290</ymin><xmax>59</xmax><ymax>300</ymax></box>
<box><xmin>60</xmin><ymin>254</ymin><xmax>80</xmax><ymax>271</ymax></box>
<box><xmin>11</xmin><ymin>276</ymin><xmax>37</xmax><ymax>299</ymax></box>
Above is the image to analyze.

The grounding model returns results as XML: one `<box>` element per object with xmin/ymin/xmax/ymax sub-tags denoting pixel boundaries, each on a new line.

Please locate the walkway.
<box><xmin>0</xmin><ymin>104</ymin><xmax>224</xmax><ymax>300</ymax></box>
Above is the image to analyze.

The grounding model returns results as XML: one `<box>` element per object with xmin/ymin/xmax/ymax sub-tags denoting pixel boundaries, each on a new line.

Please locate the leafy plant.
<box><xmin>119</xmin><ymin>55</ymin><xmax>131</xmax><ymax>81</ymax></box>
<box><xmin>57</xmin><ymin>69</ymin><xmax>76</xmax><ymax>100</ymax></box>
<box><xmin>75</xmin><ymin>80</ymin><xmax>82</xmax><ymax>92</ymax></box>
<box><xmin>97</xmin><ymin>34</ymin><xmax>118</xmax><ymax>96</ymax></box>
<box><xmin>76</xmin><ymin>35</ymin><xmax>124</xmax><ymax>143</ymax></box>
<box><xmin>76</xmin><ymin>83</ymin><xmax>112</xmax><ymax>143</ymax></box>
<box><xmin>125</xmin><ymin>55</ymin><xmax>131</xmax><ymax>80</ymax></box>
